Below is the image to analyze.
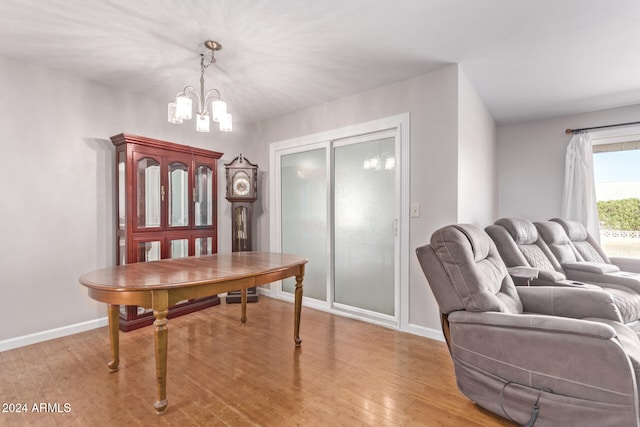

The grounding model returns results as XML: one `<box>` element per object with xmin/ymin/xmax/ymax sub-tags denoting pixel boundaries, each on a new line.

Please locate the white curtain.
<box><xmin>561</xmin><ymin>132</ymin><xmax>600</xmax><ymax>240</ymax></box>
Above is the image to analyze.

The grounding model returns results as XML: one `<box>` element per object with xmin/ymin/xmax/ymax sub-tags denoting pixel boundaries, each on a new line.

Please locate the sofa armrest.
<box><xmin>564</xmin><ymin>261</ymin><xmax>620</xmax><ymax>274</ymax></box>
<box><xmin>610</xmin><ymin>256</ymin><xmax>640</xmax><ymax>274</ymax></box>
<box><xmin>529</xmin><ymin>275</ymin><xmax>602</xmax><ymax>290</ymax></box>
<box><xmin>536</xmin><ymin>269</ymin><xmax>566</xmax><ymax>282</ymax></box>
<box><xmin>508</xmin><ymin>266</ymin><xmax>538</xmax><ymax>280</ymax></box>
<box><xmin>449</xmin><ymin>310</ymin><xmax>617</xmax><ymax>338</ymax></box>
<box><xmin>508</xmin><ymin>266</ymin><xmax>538</xmax><ymax>286</ymax></box>
<box><xmin>517</xmin><ymin>286</ymin><xmax>622</xmax><ymax>322</ymax></box>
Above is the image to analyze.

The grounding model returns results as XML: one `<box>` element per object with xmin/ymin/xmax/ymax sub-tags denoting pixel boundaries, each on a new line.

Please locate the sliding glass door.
<box><xmin>273</xmin><ymin>122</ymin><xmax>403</xmax><ymax>326</ymax></box>
<box><xmin>280</xmin><ymin>148</ymin><xmax>328</xmax><ymax>301</ymax></box>
<box><xmin>333</xmin><ymin>135</ymin><xmax>396</xmax><ymax>316</ymax></box>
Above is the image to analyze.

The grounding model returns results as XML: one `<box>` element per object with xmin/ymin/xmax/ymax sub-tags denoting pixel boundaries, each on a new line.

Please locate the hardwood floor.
<box><xmin>0</xmin><ymin>297</ymin><xmax>514</xmax><ymax>426</ymax></box>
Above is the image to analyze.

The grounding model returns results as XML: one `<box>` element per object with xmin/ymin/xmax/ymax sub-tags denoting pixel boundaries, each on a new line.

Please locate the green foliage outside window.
<box><xmin>597</xmin><ymin>198</ymin><xmax>640</xmax><ymax>230</ymax></box>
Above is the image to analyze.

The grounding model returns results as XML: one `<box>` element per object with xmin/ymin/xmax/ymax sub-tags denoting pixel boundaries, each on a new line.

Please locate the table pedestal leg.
<box><xmin>107</xmin><ymin>304</ymin><xmax>119</xmax><ymax>372</ymax></box>
<box><xmin>241</xmin><ymin>288</ymin><xmax>247</xmax><ymax>323</ymax></box>
<box><xmin>152</xmin><ymin>291</ymin><xmax>169</xmax><ymax>414</ymax></box>
<box><xmin>294</xmin><ymin>266</ymin><xmax>304</xmax><ymax>346</ymax></box>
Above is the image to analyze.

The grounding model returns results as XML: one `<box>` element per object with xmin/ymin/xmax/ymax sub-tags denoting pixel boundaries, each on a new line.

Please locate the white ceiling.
<box><xmin>1</xmin><ymin>0</ymin><xmax>640</xmax><ymax>126</ymax></box>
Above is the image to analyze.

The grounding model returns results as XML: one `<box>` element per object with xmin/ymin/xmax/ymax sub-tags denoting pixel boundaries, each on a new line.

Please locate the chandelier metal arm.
<box><xmin>204</xmin><ymin>88</ymin><xmax>222</xmax><ymax>106</ymax></box>
<box><xmin>175</xmin><ymin>87</ymin><xmax>222</xmax><ymax>116</ymax></box>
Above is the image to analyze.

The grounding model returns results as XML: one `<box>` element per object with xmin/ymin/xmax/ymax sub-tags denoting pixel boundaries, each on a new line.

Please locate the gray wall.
<box><xmin>497</xmin><ymin>103</ymin><xmax>640</xmax><ymax>220</ymax></box>
<box><xmin>245</xmin><ymin>64</ymin><xmax>498</xmax><ymax>333</ymax></box>
<box><xmin>0</xmin><ymin>56</ymin><xmax>242</xmax><ymax>341</ymax></box>
<box><xmin>458</xmin><ymin>68</ymin><xmax>498</xmax><ymax>224</ymax></box>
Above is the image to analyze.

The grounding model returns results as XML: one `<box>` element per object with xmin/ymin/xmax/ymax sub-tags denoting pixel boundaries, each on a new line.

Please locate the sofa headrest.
<box><xmin>428</xmin><ymin>224</ymin><xmax>522</xmax><ymax>314</ymax></box>
<box><xmin>536</xmin><ymin>221</ymin><xmax>570</xmax><ymax>245</ymax></box>
<box><xmin>551</xmin><ymin>218</ymin><xmax>588</xmax><ymax>241</ymax></box>
<box><xmin>494</xmin><ymin>217</ymin><xmax>538</xmax><ymax>245</ymax></box>
<box><xmin>431</xmin><ymin>224</ymin><xmax>490</xmax><ymax>263</ymax></box>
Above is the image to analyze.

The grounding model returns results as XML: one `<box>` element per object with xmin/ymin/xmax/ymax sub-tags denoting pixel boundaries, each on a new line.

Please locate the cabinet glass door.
<box><xmin>170</xmin><ymin>238</ymin><xmax>189</xmax><ymax>258</ymax></box>
<box><xmin>118</xmin><ymin>151</ymin><xmax>126</xmax><ymax>232</ymax></box>
<box><xmin>195</xmin><ymin>237</ymin><xmax>213</xmax><ymax>256</ymax></box>
<box><xmin>136</xmin><ymin>156</ymin><xmax>162</xmax><ymax>228</ymax></box>
<box><xmin>136</xmin><ymin>241</ymin><xmax>161</xmax><ymax>262</ymax></box>
<box><xmin>169</xmin><ymin>161</ymin><xmax>189</xmax><ymax>227</ymax></box>
<box><xmin>117</xmin><ymin>151</ymin><xmax>127</xmax><ymax>265</ymax></box>
<box><xmin>194</xmin><ymin>165</ymin><xmax>213</xmax><ymax>226</ymax></box>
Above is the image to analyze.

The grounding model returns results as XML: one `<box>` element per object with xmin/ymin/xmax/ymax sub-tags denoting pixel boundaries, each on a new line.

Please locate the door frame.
<box><xmin>268</xmin><ymin>113</ymin><xmax>410</xmax><ymax>331</ymax></box>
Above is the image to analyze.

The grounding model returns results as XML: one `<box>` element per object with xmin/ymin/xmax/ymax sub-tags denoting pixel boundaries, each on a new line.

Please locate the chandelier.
<box><xmin>167</xmin><ymin>40</ymin><xmax>232</xmax><ymax>132</ymax></box>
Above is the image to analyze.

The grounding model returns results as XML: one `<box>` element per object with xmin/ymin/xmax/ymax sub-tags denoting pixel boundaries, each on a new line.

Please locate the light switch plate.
<box><xmin>411</xmin><ymin>203</ymin><xmax>420</xmax><ymax>218</ymax></box>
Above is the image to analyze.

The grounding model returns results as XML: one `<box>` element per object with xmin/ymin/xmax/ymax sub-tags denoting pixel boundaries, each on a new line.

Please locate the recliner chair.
<box><xmin>551</xmin><ymin>217</ymin><xmax>640</xmax><ymax>274</ymax></box>
<box><xmin>535</xmin><ymin>220</ymin><xmax>640</xmax><ymax>296</ymax></box>
<box><xmin>485</xmin><ymin>218</ymin><xmax>574</xmax><ymax>287</ymax></box>
<box><xmin>416</xmin><ymin>224</ymin><xmax>640</xmax><ymax>426</ymax></box>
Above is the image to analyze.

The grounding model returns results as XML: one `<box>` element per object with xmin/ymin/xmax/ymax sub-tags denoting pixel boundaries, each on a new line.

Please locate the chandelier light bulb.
<box><xmin>176</xmin><ymin>96</ymin><xmax>192</xmax><ymax>120</ymax></box>
<box><xmin>196</xmin><ymin>113</ymin><xmax>210</xmax><ymax>132</ymax></box>
<box><xmin>212</xmin><ymin>100</ymin><xmax>227</xmax><ymax>122</ymax></box>
<box><xmin>167</xmin><ymin>102</ymin><xmax>182</xmax><ymax>124</ymax></box>
<box><xmin>219</xmin><ymin>113</ymin><xmax>233</xmax><ymax>132</ymax></box>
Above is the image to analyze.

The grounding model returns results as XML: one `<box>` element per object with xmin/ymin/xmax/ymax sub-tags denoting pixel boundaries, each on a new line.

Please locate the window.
<box><xmin>593</xmin><ymin>139</ymin><xmax>640</xmax><ymax>258</ymax></box>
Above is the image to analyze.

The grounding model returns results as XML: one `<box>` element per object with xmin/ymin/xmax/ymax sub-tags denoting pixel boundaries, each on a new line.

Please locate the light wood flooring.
<box><xmin>0</xmin><ymin>296</ymin><xmax>514</xmax><ymax>426</ymax></box>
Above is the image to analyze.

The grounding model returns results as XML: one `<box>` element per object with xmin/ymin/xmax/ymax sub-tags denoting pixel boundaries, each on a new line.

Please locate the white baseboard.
<box><xmin>256</xmin><ymin>286</ymin><xmax>272</xmax><ymax>296</ymax></box>
<box><xmin>405</xmin><ymin>323</ymin><xmax>445</xmax><ymax>342</ymax></box>
<box><xmin>0</xmin><ymin>317</ymin><xmax>108</xmax><ymax>353</ymax></box>
<box><xmin>258</xmin><ymin>287</ymin><xmax>445</xmax><ymax>342</ymax></box>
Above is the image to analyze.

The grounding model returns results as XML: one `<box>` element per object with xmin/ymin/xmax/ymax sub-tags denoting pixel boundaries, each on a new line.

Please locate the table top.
<box><xmin>79</xmin><ymin>252</ymin><xmax>307</xmax><ymax>292</ymax></box>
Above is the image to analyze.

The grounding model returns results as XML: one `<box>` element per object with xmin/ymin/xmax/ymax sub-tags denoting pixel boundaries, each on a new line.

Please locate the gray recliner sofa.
<box><xmin>416</xmin><ymin>224</ymin><xmax>640</xmax><ymax>426</ymax></box>
<box><xmin>488</xmin><ymin>217</ymin><xmax>640</xmax><ymax>330</ymax></box>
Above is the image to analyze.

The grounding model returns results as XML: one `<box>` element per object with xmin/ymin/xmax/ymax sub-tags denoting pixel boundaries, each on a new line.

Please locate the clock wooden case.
<box><xmin>225</xmin><ymin>154</ymin><xmax>258</xmax><ymax>202</ymax></box>
<box><xmin>111</xmin><ymin>133</ymin><xmax>223</xmax><ymax>331</ymax></box>
<box><xmin>225</xmin><ymin>154</ymin><xmax>259</xmax><ymax>302</ymax></box>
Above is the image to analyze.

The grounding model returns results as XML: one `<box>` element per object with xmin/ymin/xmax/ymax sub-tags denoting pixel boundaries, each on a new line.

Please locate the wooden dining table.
<box><xmin>79</xmin><ymin>252</ymin><xmax>307</xmax><ymax>414</ymax></box>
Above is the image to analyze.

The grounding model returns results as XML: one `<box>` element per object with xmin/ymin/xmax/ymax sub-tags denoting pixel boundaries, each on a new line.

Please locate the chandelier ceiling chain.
<box><xmin>167</xmin><ymin>40</ymin><xmax>232</xmax><ymax>132</ymax></box>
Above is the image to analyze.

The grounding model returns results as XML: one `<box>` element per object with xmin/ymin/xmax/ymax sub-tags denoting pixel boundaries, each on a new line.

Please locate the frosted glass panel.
<box><xmin>281</xmin><ymin>149</ymin><xmax>327</xmax><ymax>301</ymax></box>
<box><xmin>334</xmin><ymin>137</ymin><xmax>395</xmax><ymax>315</ymax></box>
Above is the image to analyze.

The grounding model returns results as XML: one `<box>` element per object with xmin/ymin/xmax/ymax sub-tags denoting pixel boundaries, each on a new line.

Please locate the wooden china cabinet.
<box><xmin>110</xmin><ymin>133</ymin><xmax>223</xmax><ymax>331</ymax></box>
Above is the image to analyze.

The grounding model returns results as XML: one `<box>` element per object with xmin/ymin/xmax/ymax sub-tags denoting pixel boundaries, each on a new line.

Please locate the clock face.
<box><xmin>233</xmin><ymin>177</ymin><xmax>251</xmax><ymax>196</ymax></box>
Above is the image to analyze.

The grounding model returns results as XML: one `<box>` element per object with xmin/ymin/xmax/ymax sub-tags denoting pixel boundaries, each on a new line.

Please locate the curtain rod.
<box><xmin>565</xmin><ymin>120</ymin><xmax>640</xmax><ymax>134</ymax></box>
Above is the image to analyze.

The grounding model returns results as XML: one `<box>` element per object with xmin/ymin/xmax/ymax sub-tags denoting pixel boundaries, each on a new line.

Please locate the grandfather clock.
<box><xmin>225</xmin><ymin>154</ymin><xmax>259</xmax><ymax>303</ymax></box>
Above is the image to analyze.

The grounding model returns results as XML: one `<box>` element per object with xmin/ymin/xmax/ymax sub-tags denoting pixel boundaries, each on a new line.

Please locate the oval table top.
<box><xmin>79</xmin><ymin>252</ymin><xmax>308</xmax><ymax>292</ymax></box>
